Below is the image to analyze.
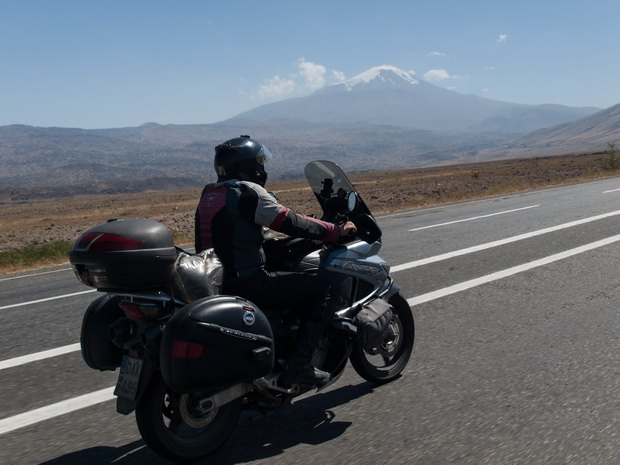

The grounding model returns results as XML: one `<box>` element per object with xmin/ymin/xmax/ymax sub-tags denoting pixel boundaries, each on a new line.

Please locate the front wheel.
<box><xmin>350</xmin><ymin>292</ymin><xmax>414</xmax><ymax>384</ymax></box>
<box><xmin>135</xmin><ymin>373</ymin><xmax>242</xmax><ymax>463</ymax></box>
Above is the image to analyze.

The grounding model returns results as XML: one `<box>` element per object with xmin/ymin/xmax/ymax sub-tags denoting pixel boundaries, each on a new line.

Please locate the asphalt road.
<box><xmin>2</xmin><ymin>177</ymin><xmax>620</xmax><ymax>464</ymax></box>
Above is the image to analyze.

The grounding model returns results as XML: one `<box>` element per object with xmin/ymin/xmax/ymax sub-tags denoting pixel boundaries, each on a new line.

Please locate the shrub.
<box><xmin>602</xmin><ymin>142</ymin><xmax>620</xmax><ymax>170</ymax></box>
<box><xmin>0</xmin><ymin>241</ymin><xmax>73</xmax><ymax>270</ymax></box>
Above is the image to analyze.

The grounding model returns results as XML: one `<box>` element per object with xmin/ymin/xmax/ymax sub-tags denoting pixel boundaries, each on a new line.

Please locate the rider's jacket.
<box><xmin>195</xmin><ymin>179</ymin><xmax>340</xmax><ymax>278</ymax></box>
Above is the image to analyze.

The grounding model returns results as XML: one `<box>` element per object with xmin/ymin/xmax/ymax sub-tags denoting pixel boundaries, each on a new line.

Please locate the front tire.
<box><xmin>350</xmin><ymin>292</ymin><xmax>414</xmax><ymax>384</ymax></box>
<box><xmin>135</xmin><ymin>373</ymin><xmax>242</xmax><ymax>463</ymax></box>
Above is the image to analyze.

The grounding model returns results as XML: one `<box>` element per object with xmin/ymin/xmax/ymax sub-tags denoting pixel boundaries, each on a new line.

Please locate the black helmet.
<box><xmin>214</xmin><ymin>135</ymin><xmax>272</xmax><ymax>186</ymax></box>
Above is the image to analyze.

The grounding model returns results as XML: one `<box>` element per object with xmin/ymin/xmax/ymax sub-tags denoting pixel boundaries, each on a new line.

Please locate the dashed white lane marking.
<box><xmin>0</xmin><ymin>289</ymin><xmax>96</xmax><ymax>310</ymax></box>
<box><xmin>0</xmin><ymin>387</ymin><xmax>115</xmax><ymax>435</ymax></box>
<box><xmin>408</xmin><ymin>205</ymin><xmax>540</xmax><ymax>231</ymax></box>
<box><xmin>0</xmin><ymin>343</ymin><xmax>81</xmax><ymax>371</ymax></box>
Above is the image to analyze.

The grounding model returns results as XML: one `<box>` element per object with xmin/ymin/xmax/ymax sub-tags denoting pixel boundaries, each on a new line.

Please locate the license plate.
<box><xmin>114</xmin><ymin>356</ymin><xmax>143</xmax><ymax>400</ymax></box>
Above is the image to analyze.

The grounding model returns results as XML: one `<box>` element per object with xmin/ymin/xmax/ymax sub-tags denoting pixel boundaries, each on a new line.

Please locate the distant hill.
<box><xmin>0</xmin><ymin>121</ymin><xmax>512</xmax><ymax>189</ymax></box>
<box><xmin>475</xmin><ymin>103</ymin><xmax>620</xmax><ymax>159</ymax></box>
<box><xmin>0</xmin><ymin>65</ymin><xmax>616</xmax><ymax>193</ymax></box>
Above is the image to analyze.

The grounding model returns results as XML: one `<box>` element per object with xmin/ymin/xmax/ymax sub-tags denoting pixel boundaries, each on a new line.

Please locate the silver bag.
<box><xmin>172</xmin><ymin>249</ymin><xmax>223</xmax><ymax>302</ymax></box>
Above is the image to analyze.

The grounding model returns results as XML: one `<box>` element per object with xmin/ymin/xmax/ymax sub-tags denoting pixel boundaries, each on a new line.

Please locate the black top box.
<box><xmin>69</xmin><ymin>218</ymin><xmax>177</xmax><ymax>291</ymax></box>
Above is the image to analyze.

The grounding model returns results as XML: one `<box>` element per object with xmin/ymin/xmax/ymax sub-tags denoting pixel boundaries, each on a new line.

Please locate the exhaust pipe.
<box><xmin>108</xmin><ymin>318</ymin><xmax>133</xmax><ymax>348</ymax></box>
<box><xmin>139</xmin><ymin>323</ymin><xmax>164</xmax><ymax>355</ymax></box>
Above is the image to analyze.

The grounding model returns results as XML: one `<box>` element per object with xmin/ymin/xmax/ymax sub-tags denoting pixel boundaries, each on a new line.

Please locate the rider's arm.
<box><xmin>271</xmin><ymin>207</ymin><xmax>341</xmax><ymax>242</ymax></box>
<box><xmin>239</xmin><ymin>181</ymin><xmax>341</xmax><ymax>242</ymax></box>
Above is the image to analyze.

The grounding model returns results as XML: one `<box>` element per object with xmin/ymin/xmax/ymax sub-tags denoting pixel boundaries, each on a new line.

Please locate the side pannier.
<box><xmin>80</xmin><ymin>294</ymin><xmax>124</xmax><ymax>371</ymax></box>
<box><xmin>160</xmin><ymin>295</ymin><xmax>274</xmax><ymax>393</ymax></box>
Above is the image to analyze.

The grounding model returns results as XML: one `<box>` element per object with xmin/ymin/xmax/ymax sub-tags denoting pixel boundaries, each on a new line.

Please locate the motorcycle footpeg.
<box><xmin>254</xmin><ymin>373</ymin><xmax>299</xmax><ymax>395</ymax></box>
<box><xmin>277</xmin><ymin>370</ymin><xmax>331</xmax><ymax>390</ymax></box>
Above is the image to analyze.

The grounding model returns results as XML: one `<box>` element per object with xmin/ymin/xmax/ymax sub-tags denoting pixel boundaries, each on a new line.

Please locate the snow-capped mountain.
<box><xmin>331</xmin><ymin>65</ymin><xmax>420</xmax><ymax>91</ymax></box>
<box><xmin>228</xmin><ymin>65</ymin><xmax>599</xmax><ymax>133</ymax></box>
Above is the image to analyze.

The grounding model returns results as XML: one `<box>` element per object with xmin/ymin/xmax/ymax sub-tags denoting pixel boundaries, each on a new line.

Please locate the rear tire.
<box><xmin>135</xmin><ymin>373</ymin><xmax>242</xmax><ymax>463</ymax></box>
<box><xmin>350</xmin><ymin>293</ymin><xmax>414</xmax><ymax>384</ymax></box>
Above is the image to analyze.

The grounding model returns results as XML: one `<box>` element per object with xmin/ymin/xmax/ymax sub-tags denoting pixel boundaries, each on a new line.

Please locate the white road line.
<box><xmin>0</xmin><ymin>267</ymin><xmax>73</xmax><ymax>282</ymax></box>
<box><xmin>0</xmin><ymin>343</ymin><xmax>81</xmax><ymax>371</ymax></box>
<box><xmin>408</xmin><ymin>205</ymin><xmax>540</xmax><ymax>231</ymax></box>
<box><xmin>603</xmin><ymin>188</ymin><xmax>620</xmax><ymax>193</ymax></box>
<box><xmin>0</xmin><ymin>289</ymin><xmax>96</xmax><ymax>310</ymax></box>
<box><xmin>0</xmin><ymin>386</ymin><xmax>115</xmax><ymax>435</ymax></box>
<box><xmin>2</xmin><ymin>233</ymin><xmax>620</xmax><ymax>435</ymax></box>
<box><xmin>393</xmin><ymin>208</ymin><xmax>620</xmax><ymax>272</ymax></box>
<box><xmin>407</xmin><ymin>233</ymin><xmax>620</xmax><ymax>307</ymax></box>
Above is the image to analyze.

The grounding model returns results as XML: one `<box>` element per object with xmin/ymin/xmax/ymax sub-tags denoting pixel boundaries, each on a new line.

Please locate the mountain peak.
<box><xmin>334</xmin><ymin>65</ymin><xmax>419</xmax><ymax>91</ymax></box>
<box><xmin>231</xmin><ymin>64</ymin><xmax>600</xmax><ymax>133</ymax></box>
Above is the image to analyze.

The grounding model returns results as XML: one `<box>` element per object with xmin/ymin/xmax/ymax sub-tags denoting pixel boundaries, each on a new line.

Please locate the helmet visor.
<box><xmin>256</xmin><ymin>146</ymin><xmax>273</xmax><ymax>165</ymax></box>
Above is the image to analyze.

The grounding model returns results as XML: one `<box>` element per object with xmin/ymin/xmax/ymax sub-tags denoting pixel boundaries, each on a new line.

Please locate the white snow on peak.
<box><xmin>336</xmin><ymin>65</ymin><xmax>419</xmax><ymax>90</ymax></box>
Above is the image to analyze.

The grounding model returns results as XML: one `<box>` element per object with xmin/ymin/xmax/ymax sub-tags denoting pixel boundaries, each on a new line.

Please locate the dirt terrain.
<box><xmin>1</xmin><ymin>152</ymin><xmax>617</xmax><ymax>257</ymax></box>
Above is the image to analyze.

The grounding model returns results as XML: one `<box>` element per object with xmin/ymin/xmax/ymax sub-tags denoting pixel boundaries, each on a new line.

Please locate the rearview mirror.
<box><xmin>347</xmin><ymin>192</ymin><xmax>358</xmax><ymax>212</ymax></box>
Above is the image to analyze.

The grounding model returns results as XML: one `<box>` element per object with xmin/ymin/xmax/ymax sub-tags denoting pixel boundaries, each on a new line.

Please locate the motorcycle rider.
<box><xmin>195</xmin><ymin>135</ymin><xmax>356</xmax><ymax>386</ymax></box>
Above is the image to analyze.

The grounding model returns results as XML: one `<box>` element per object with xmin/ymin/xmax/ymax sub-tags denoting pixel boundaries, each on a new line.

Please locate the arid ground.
<box><xmin>1</xmin><ymin>152</ymin><xmax>618</xmax><ymax>263</ymax></box>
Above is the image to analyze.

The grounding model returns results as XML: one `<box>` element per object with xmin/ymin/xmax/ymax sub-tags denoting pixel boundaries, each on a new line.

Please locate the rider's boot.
<box><xmin>279</xmin><ymin>321</ymin><xmax>330</xmax><ymax>386</ymax></box>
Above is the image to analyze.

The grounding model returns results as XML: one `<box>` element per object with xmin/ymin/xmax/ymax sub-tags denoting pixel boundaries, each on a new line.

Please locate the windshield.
<box><xmin>304</xmin><ymin>160</ymin><xmax>380</xmax><ymax>243</ymax></box>
<box><xmin>305</xmin><ymin>160</ymin><xmax>353</xmax><ymax>200</ymax></box>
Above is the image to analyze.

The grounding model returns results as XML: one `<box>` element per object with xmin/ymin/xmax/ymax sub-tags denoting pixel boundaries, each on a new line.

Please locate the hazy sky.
<box><xmin>2</xmin><ymin>0</ymin><xmax>618</xmax><ymax>129</ymax></box>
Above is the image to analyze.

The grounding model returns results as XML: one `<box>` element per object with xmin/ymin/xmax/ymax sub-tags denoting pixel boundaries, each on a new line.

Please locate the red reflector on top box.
<box><xmin>76</xmin><ymin>232</ymin><xmax>143</xmax><ymax>252</ymax></box>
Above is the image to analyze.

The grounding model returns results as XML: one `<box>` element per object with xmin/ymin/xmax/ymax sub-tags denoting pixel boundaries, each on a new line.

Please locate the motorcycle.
<box><xmin>70</xmin><ymin>160</ymin><xmax>415</xmax><ymax>463</ymax></box>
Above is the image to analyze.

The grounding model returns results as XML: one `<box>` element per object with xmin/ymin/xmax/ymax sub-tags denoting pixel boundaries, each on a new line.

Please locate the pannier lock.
<box><xmin>243</xmin><ymin>307</ymin><xmax>256</xmax><ymax>326</ymax></box>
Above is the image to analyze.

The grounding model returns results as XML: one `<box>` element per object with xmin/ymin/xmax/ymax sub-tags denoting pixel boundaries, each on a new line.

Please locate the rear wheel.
<box><xmin>350</xmin><ymin>293</ymin><xmax>414</xmax><ymax>384</ymax></box>
<box><xmin>135</xmin><ymin>373</ymin><xmax>242</xmax><ymax>463</ymax></box>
